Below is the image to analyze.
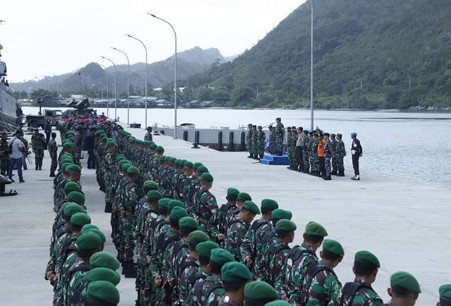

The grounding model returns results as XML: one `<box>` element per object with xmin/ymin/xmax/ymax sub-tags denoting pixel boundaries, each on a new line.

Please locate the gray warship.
<box><xmin>0</xmin><ymin>43</ymin><xmax>19</xmax><ymax>130</ymax></box>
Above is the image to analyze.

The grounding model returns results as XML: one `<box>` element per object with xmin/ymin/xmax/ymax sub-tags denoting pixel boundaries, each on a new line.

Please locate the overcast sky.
<box><xmin>0</xmin><ymin>0</ymin><xmax>304</xmax><ymax>82</ymax></box>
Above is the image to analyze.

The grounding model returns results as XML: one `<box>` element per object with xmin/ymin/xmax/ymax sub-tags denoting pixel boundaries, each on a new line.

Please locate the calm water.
<box><xmin>23</xmin><ymin>107</ymin><xmax>451</xmax><ymax>186</ymax></box>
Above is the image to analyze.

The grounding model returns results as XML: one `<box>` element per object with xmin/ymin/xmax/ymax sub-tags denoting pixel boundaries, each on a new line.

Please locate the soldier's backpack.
<box><xmin>193</xmin><ymin>279</ymin><xmax>223</xmax><ymax>306</ymax></box>
<box><xmin>68</xmin><ymin>264</ymin><xmax>92</xmax><ymax>305</ymax></box>
<box><xmin>156</xmin><ymin>231</ymin><xmax>180</xmax><ymax>255</ymax></box>
<box><xmin>339</xmin><ymin>281</ymin><xmax>373</xmax><ymax>306</ymax></box>
<box><xmin>284</xmin><ymin>245</ymin><xmax>318</xmax><ymax>295</ymax></box>
<box><xmin>265</xmin><ymin>242</ymin><xmax>291</xmax><ymax>286</ymax></box>
<box><xmin>299</xmin><ymin>264</ymin><xmax>337</xmax><ymax>305</ymax></box>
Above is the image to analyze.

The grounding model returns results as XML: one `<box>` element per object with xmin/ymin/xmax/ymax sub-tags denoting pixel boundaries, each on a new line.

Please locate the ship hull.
<box><xmin>0</xmin><ymin>84</ymin><xmax>17</xmax><ymax>126</ymax></box>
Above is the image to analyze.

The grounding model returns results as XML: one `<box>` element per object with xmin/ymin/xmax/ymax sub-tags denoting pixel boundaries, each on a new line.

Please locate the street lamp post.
<box><xmin>100</xmin><ymin>56</ymin><xmax>117</xmax><ymax>121</ymax></box>
<box><xmin>148</xmin><ymin>13</ymin><xmax>178</xmax><ymax>139</ymax></box>
<box><xmin>112</xmin><ymin>47</ymin><xmax>131</xmax><ymax>125</ymax></box>
<box><xmin>99</xmin><ymin>63</ymin><xmax>109</xmax><ymax>116</ymax></box>
<box><xmin>126</xmin><ymin>34</ymin><xmax>148</xmax><ymax>128</ymax></box>
<box><xmin>310</xmin><ymin>0</ymin><xmax>314</xmax><ymax>131</ymax></box>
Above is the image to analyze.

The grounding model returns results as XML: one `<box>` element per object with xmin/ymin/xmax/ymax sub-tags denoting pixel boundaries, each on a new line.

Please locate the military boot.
<box><xmin>105</xmin><ymin>202</ymin><xmax>112</xmax><ymax>213</ymax></box>
<box><xmin>124</xmin><ymin>262</ymin><xmax>137</xmax><ymax>278</ymax></box>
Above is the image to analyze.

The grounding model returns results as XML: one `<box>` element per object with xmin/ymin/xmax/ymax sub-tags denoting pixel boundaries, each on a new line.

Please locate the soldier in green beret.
<box><xmin>280</xmin><ymin>221</ymin><xmax>328</xmax><ymax>303</ymax></box>
<box><xmin>242</xmin><ymin>198</ymin><xmax>279</xmax><ymax>279</ymax></box>
<box><xmin>219</xmin><ymin>262</ymin><xmax>253</xmax><ymax>306</ymax></box>
<box><xmin>82</xmin><ymin>280</ymin><xmax>120</xmax><ymax>306</ymax></box>
<box><xmin>244</xmin><ymin>280</ymin><xmax>279</xmax><ymax>305</ymax></box>
<box><xmin>438</xmin><ymin>284</ymin><xmax>451</xmax><ymax>306</ymax></box>
<box><xmin>191</xmin><ymin>172</ymin><xmax>218</xmax><ymax>235</ymax></box>
<box><xmin>385</xmin><ymin>271</ymin><xmax>421</xmax><ymax>306</ymax></box>
<box><xmin>89</xmin><ymin>251</ymin><xmax>121</xmax><ymax>271</ymax></box>
<box><xmin>84</xmin><ymin>267</ymin><xmax>121</xmax><ymax>286</ymax></box>
<box><xmin>302</xmin><ymin>239</ymin><xmax>345</xmax><ymax>305</ymax></box>
<box><xmin>210</xmin><ymin>187</ymin><xmax>240</xmax><ymax>245</ymax></box>
<box><xmin>340</xmin><ymin>250</ymin><xmax>383</xmax><ymax>306</ymax></box>
<box><xmin>265</xmin><ymin>301</ymin><xmax>292</xmax><ymax>306</ymax></box>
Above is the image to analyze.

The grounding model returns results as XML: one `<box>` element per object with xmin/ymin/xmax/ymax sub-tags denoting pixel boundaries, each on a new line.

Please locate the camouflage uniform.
<box><xmin>286</xmin><ymin>131</ymin><xmax>293</xmax><ymax>166</ymax></box>
<box><xmin>331</xmin><ymin>137</ymin><xmax>338</xmax><ymax>175</ymax></box>
<box><xmin>192</xmin><ymin>275</ymin><xmax>226</xmax><ymax>306</ymax></box>
<box><xmin>64</xmin><ymin>259</ymin><xmax>91</xmax><ymax>306</ymax></box>
<box><xmin>48</xmin><ymin>137</ymin><xmax>58</xmax><ymax>175</ymax></box>
<box><xmin>33</xmin><ymin>136</ymin><xmax>46</xmax><ymax>169</ymax></box>
<box><xmin>256</xmin><ymin>129</ymin><xmax>266</xmax><ymax>158</ymax></box>
<box><xmin>263</xmin><ymin>238</ymin><xmax>291</xmax><ymax>287</ymax></box>
<box><xmin>335</xmin><ymin>140</ymin><xmax>346</xmax><ymax>176</ymax></box>
<box><xmin>339</xmin><ymin>280</ymin><xmax>383</xmax><ymax>306</ymax></box>
<box><xmin>178</xmin><ymin>257</ymin><xmax>206</xmax><ymax>304</ymax></box>
<box><xmin>225</xmin><ymin>217</ymin><xmax>249</xmax><ymax>261</ymax></box>
<box><xmin>274</xmin><ymin>122</ymin><xmax>284</xmax><ymax>155</ymax></box>
<box><xmin>252</xmin><ymin>128</ymin><xmax>258</xmax><ymax>158</ymax></box>
<box><xmin>247</xmin><ymin>128</ymin><xmax>254</xmax><ymax>157</ymax></box>
<box><xmin>210</xmin><ymin>201</ymin><xmax>237</xmax><ymax>244</ymax></box>
<box><xmin>324</xmin><ymin>139</ymin><xmax>333</xmax><ymax>179</ymax></box>
<box><xmin>303</xmin><ymin>261</ymin><xmax>342</xmax><ymax>305</ymax></box>
<box><xmin>311</xmin><ymin>138</ymin><xmax>320</xmax><ymax>175</ymax></box>
<box><xmin>303</xmin><ymin>135</ymin><xmax>311</xmax><ymax>173</ymax></box>
<box><xmin>0</xmin><ymin>138</ymin><xmax>10</xmax><ymax>175</ymax></box>
<box><xmin>193</xmin><ymin>189</ymin><xmax>218</xmax><ymax>234</ymax></box>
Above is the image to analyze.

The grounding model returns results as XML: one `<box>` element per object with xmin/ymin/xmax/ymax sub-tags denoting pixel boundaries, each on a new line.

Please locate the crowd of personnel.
<box><xmin>42</xmin><ymin>118</ymin><xmax>449</xmax><ymax>306</ymax></box>
<box><xmin>246</xmin><ymin>118</ymin><xmax>363</xmax><ymax>181</ymax></box>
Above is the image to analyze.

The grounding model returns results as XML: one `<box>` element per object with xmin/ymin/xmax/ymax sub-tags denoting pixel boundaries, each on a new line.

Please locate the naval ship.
<box><xmin>0</xmin><ymin>43</ymin><xmax>18</xmax><ymax>129</ymax></box>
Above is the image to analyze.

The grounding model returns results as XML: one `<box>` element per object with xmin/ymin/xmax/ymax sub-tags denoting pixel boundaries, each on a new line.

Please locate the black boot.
<box><xmin>124</xmin><ymin>262</ymin><xmax>137</xmax><ymax>278</ymax></box>
<box><xmin>105</xmin><ymin>202</ymin><xmax>112</xmax><ymax>213</ymax></box>
<box><xmin>50</xmin><ymin>172</ymin><xmax>55</xmax><ymax>177</ymax></box>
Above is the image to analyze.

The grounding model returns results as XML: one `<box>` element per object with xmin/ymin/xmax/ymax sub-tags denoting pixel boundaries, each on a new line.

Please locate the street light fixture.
<box><xmin>98</xmin><ymin>63</ymin><xmax>109</xmax><ymax>102</ymax></box>
<box><xmin>126</xmin><ymin>34</ymin><xmax>148</xmax><ymax>128</ymax></box>
<box><xmin>100</xmin><ymin>56</ymin><xmax>117</xmax><ymax>121</ymax></box>
<box><xmin>148</xmin><ymin>13</ymin><xmax>178</xmax><ymax>139</ymax></box>
<box><xmin>310</xmin><ymin>0</ymin><xmax>314</xmax><ymax>131</ymax></box>
<box><xmin>112</xmin><ymin>47</ymin><xmax>131</xmax><ymax>125</ymax></box>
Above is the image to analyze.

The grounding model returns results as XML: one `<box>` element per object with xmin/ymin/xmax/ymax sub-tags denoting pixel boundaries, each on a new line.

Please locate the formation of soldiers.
<box><xmin>44</xmin><ymin>118</ymin><xmax>450</xmax><ymax>306</ymax></box>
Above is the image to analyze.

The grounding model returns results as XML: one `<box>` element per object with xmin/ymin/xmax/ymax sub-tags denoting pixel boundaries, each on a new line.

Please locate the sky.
<box><xmin>0</xmin><ymin>0</ymin><xmax>304</xmax><ymax>82</ymax></box>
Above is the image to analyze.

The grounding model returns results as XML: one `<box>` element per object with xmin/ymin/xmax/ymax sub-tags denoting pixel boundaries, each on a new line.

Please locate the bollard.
<box><xmin>218</xmin><ymin>131</ymin><xmax>223</xmax><ymax>151</ymax></box>
<box><xmin>240</xmin><ymin>131</ymin><xmax>246</xmax><ymax>151</ymax></box>
<box><xmin>195</xmin><ymin>131</ymin><xmax>200</xmax><ymax>145</ymax></box>
<box><xmin>183</xmin><ymin>130</ymin><xmax>188</xmax><ymax>141</ymax></box>
<box><xmin>229</xmin><ymin>131</ymin><xmax>235</xmax><ymax>151</ymax></box>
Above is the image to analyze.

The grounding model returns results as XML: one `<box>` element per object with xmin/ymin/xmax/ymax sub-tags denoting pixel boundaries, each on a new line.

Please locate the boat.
<box><xmin>0</xmin><ymin>43</ymin><xmax>19</xmax><ymax>130</ymax></box>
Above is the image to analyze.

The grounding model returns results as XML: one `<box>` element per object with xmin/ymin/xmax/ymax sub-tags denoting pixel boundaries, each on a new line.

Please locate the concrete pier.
<box><xmin>0</xmin><ymin>129</ymin><xmax>449</xmax><ymax>305</ymax></box>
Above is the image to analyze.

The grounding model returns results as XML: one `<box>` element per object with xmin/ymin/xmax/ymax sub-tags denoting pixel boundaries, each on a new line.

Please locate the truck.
<box><xmin>25</xmin><ymin>108</ymin><xmax>63</xmax><ymax>128</ymax></box>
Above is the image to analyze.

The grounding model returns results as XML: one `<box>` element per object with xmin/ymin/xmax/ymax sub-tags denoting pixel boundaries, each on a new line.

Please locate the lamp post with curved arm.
<box><xmin>100</xmin><ymin>56</ymin><xmax>117</xmax><ymax>121</ymax></box>
<box><xmin>148</xmin><ymin>13</ymin><xmax>178</xmax><ymax>139</ymax></box>
<box><xmin>112</xmin><ymin>47</ymin><xmax>131</xmax><ymax>125</ymax></box>
<box><xmin>98</xmin><ymin>63</ymin><xmax>109</xmax><ymax>102</ymax></box>
<box><xmin>126</xmin><ymin>34</ymin><xmax>148</xmax><ymax>128</ymax></box>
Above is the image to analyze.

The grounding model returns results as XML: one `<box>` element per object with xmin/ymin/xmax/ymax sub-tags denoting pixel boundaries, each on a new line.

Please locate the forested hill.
<box><xmin>180</xmin><ymin>0</ymin><xmax>451</xmax><ymax>109</ymax></box>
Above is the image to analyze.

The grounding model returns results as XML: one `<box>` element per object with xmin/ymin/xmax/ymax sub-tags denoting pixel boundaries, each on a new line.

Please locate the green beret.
<box><xmin>272</xmin><ymin>209</ymin><xmax>292</xmax><ymax>221</ymax></box>
<box><xmin>188</xmin><ymin>230</ymin><xmax>210</xmax><ymax>246</ymax></box>
<box><xmin>60</xmin><ymin>157</ymin><xmax>73</xmax><ymax>164</ymax></box>
<box><xmin>179</xmin><ymin>216</ymin><xmax>199</xmax><ymax>230</ymax></box>
<box><xmin>244</xmin><ymin>281</ymin><xmax>278</xmax><ymax>301</ymax></box>
<box><xmin>146</xmin><ymin>190</ymin><xmax>162</xmax><ymax>201</ymax></box>
<box><xmin>150</xmin><ymin>143</ymin><xmax>157</xmax><ymax>150</ymax></box>
<box><xmin>90</xmin><ymin>251</ymin><xmax>120</xmax><ymax>270</ymax></box>
<box><xmin>156</xmin><ymin>146</ymin><xmax>164</xmax><ymax>153</ymax></box>
<box><xmin>305</xmin><ymin>221</ymin><xmax>328</xmax><ymax>237</ymax></box>
<box><xmin>170</xmin><ymin>207</ymin><xmax>188</xmax><ymax>222</ymax></box>
<box><xmin>67</xmin><ymin>191</ymin><xmax>85</xmax><ymax>205</ymax></box>
<box><xmin>440</xmin><ymin>284</ymin><xmax>451</xmax><ymax>301</ymax></box>
<box><xmin>70</xmin><ymin>212</ymin><xmax>91</xmax><ymax>227</ymax></box>
<box><xmin>184</xmin><ymin>161</ymin><xmax>193</xmax><ymax>169</ymax></box>
<box><xmin>221</xmin><ymin>262</ymin><xmax>253</xmax><ymax>283</ymax></box>
<box><xmin>158</xmin><ymin>198</ymin><xmax>171</xmax><ymax>210</ymax></box>
<box><xmin>81</xmin><ymin>224</ymin><xmax>99</xmax><ymax>233</ymax></box>
<box><xmin>237</xmin><ymin>192</ymin><xmax>252</xmax><ymax>202</ymax></box>
<box><xmin>201</xmin><ymin>172</ymin><xmax>213</xmax><ymax>182</ymax></box>
<box><xmin>64</xmin><ymin>182</ymin><xmax>81</xmax><ymax>194</ymax></box>
<box><xmin>355</xmin><ymin>250</ymin><xmax>380</xmax><ymax>268</ymax></box>
<box><xmin>63</xmin><ymin>142</ymin><xmax>74</xmax><ymax>149</ymax></box>
<box><xmin>117</xmin><ymin>159</ymin><xmax>128</xmax><ymax>167</ymax></box>
<box><xmin>106</xmin><ymin>141</ymin><xmax>117</xmax><ymax>148</ymax></box>
<box><xmin>261</xmin><ymin>199</ymin><xmax>279</xmax><ymax>212</ymax></box>
<box><xmin>82</xmin><ymin>281</ymin><xmax>120</xmax><ymax>304</ymax></box>
<box><xmin>143</xmin><ymin>180</ymin><xmax>159</xmax><ymax>191</ymax></box>
<box><xmin>196</xmin><ymin>241</ymin><xmax>219</xmax><ymax>258</ymax></box>
<box><xmin>127</xmin><ymin>166</ymin><xmax>140</xmax><ymax>175</ymax></box>
<box><xmin>168</xmin><ymin>200</ymin><xmax>185</xmax><ymax>212</ymax></box>
<box><xmin>265</xmin><ymin>301</ymin><xmax>292</xmax><ymax>306</ymax></box>
<box><xmin>66</xmin><ymin>164</ymin><xmax>81</xmax><ymax>173</ymax></box>
<box><xmin>84</xmin><ymin>268</ymin><xmax>121</xmax><ymax>285</ymax></box>
<box><xmin>193</xmin><ymin>162</ymin><xmax>203</xmax><ymax>170</ymax></box>
<box><xmin>243</xmin><ymin>201</ymin><xmax>260</xmax><ymax>215</ymax></box>
<box><xmin>197</xmin><ymin>166</ymin><xmax>209</xmax><ymax>174</ymax></box>
<box><xmin>85</xmin><ymin>228</ymin><xmax>106</xmax><ymax>244</ymax></box>
<box><xmin>61</xmin><ymin>163</ymin><xmax>71</xmax><ymax>172</ymax></box>
<box><xmin>322</xmin><ymin>239</ymin><xmax>344</xmax><ymax>256</ymax></box>
<box><xmin>63</xmin><ymin>203</ymin><xmax>86</xmax><ymax>219</ymax></box>
<box><xmin>275</xmin><ymin>219</ymin><xmax>296</xmax><ymax>232</ymax></box>
<box><xmin>390</xmin><ymin>271</ymin><xmax>421</xmax><ymax>294</ymax></box>
<box><xmin>121</xmin><ymin>163</ymin><xmax>132</xmax><ymax>172</ymax></box>
<box><xmin>227</xmin><ymin>188</ymin><xmax>239</xmax><ymax>198</ymax></box>
<box><xmin>115</xmin><ymin>155</ymin><xmax>125</xmax><ymax>162</ymax></box>
<box><xmin>76</xmin><ymin>232</ymin><xmax>102</xmax><ymax>250</ymax></box>
<box><xmin>210</xmin><ymin>248</ymin><xmax>235</xmax><ymax>265</ymax></box>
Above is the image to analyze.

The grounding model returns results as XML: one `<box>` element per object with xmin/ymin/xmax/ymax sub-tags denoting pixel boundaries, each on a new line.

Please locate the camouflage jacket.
<box><xmin>304</xmin><ymin>261</ymin><xmax>342</xmax><ymax>306</ymax></box>
<box><xmin>225</xmin><ymin>217</ymin><xmax>249</xmax><ymax>261</ymax></box>
<box><xmin>339</xmin><ymin>280</ymin><xmax>383</xmax><ymax>306</ymax></box>
<box><xmin>264</xmin><ymin>238</ymin><xmax>291</xmax><ymax>287</ymax></box>
<box><xmin>210</xmin><ymin>202</ymin><xmax>237</xmax><ymax>240</ymax></box>
<box><xmin>192</xmin><ymin>275</ymin><xmax>225</xmax><ymax>306</ymax></box>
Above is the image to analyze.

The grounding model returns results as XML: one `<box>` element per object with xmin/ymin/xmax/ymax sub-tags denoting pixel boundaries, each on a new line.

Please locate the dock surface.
<box><xmin>0</xmin><ymin>129</ymin><xmax>449</xmax><ymax>305</ymax></box>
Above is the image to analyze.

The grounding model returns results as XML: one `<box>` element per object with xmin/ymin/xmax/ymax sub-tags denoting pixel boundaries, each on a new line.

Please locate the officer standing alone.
<box><xmin>351</xmin><ymin>132</ymin><xmax>363</xmax><ymax>180</ymax></box>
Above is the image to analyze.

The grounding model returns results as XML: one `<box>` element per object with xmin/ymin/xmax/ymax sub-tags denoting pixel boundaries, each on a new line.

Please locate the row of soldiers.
<box><xmin>44</xmin><ymin>125</ymin><xmax>123</xmax><ymax>305</ymax></box>
<box><xmin>90</xmin><ymin>121</ymin><xmax>449</xmax><ymax>306</ymax></box>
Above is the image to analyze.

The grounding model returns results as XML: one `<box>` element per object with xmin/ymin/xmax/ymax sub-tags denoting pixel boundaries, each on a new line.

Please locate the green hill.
<box><xmin>180</xmin><ymin>0</ymin><xmax>451</xmax><ymax>109</ymax></box>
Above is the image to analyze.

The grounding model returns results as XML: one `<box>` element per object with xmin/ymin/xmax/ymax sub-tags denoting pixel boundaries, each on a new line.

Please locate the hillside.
<box><xmin>11</xmin><ymin>47</ymin><xmax>226</xmax><ymax>97</ymax></box>
<box><xmin>180</xmin><ymin>0</ymin><xmax>451</xmax><ymax>109</ymax></box>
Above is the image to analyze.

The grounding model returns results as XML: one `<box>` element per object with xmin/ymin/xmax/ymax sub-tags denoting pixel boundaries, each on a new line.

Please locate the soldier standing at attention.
<box><xmin>384</xmin><ymin>271</ymin><xmax>421</xmax><ymax>306</ymax></box>
<box><xmin>210</xmin><ymin>188</ymin><xmax>240</xmax><ymax>244</ymax></box>
<box><xmin>286</xmin><ymin>127</ymin><xmax>293</xmax><ymax>169</ymax></box>
<box><xmin>252</xmin><ymin>125</ymin><xmax>258</xmax><ymax>160</ymax></box>
<box><xmin>340</xmin><ymin>250</ymin><xmax>383</xmax><ymax>305</ymax></box>
<box><xmin>296</xmin><ymin>127</ymin><xmax>304</xmax><ymax>172</ymax></box>
<box><xmin>243</xmin><ymin>281</ymin><xmax>279</xmax><ymax>305</ymax></box>
<box><xmin>256</xmin><ymin>126</ymin><xmax>266</xmax><ymax>160</ymax></box>
<box><xmin>438</xmin><ymin>285</ymin><xmax>451</xmax><ymax>306</ymax></box>
<box><xmin>302</xmin><ymin>130</ymin><xmax>310</xmax><ymax>174</ymax></box>
<box><xmin>268</xmin><ymin>125</ymin><xmax>275</xmax><ymax>154</ymax></box>
<box><xmin>144</xmin><ymin>126</ymin><xmax>153</xmax><ymax>141</ymax></box>
<box><xmin>274</xmin><ymin>117</ymin><xmax>284</xmax><ymax>156</ymax></box>
<box><xmin>351</xmin><ymin>132</ymin><xmax>363</xmax><ymax>180</ymax></box>
<box><xmin>219</xmin><ymin>262</ymin><xmax>253</xmax><ymax>306</ymax></box>
<box><xmin>323</xmin><ymin>133</ymin><xmax>333</xmax><ymax>180</ymax></box>
<box><xmin>330</xmin><ymin>134</ymin><xmax>338</xmax><ymax>175</ymax></box>
<box><xmin>335</xmin><ymin>134</ymin><xmax>346</xmax><ymax>176</ymax></box>
<box><xmin>48</xmin><ymin>132</ymin><xmax>58</xmax><ymax>177</ymax></box>
<box><xmin>247</xmin><ymin>124</ymin><xmax>254</xmax><ymax>158</ymax></box>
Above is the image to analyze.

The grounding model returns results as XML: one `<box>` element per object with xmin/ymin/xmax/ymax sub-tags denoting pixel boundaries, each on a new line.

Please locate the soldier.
<box><xmin>192</xmin><ymin>173</ymin><xmax>218</xmax><ymax>234</ymax></box>
<box><xmin>290</xmin><ymin>127</ymin><xmax>298</xmax><ymax>170</ymax></box>
<box><xmin>247</xmin><ymin>124</ymin><xmax>254</xmax><ymax>158</ymax></box>
<box><xmin>274</xmin><ymin>118</ymin><xmax>284</xmax><ymax>156</ymax></box>
<box><xmin>302</xmin><ymin>130</ymin><xmax>311</xmax><ymax>174</ymax></box>
<box><xmin>192</xmin><ymin>248</ymin><xmax>235</xmax><ymax>305</ymax></box>
<box><xmin>286</xmin><ymin>127</ymin><xmax>293</xmax><ymax>169</ymax></box>
<box><xmin>280</xmin><ymin>221</ymin><xmax>328</xmax><ymax>303</ymax></box>
<box><xmin>310</xmin><ymin>133</ymin><xmax>319</xmax><ymax>176</ymax></box>
<box><xmin>302</xmin><ymin>239</ymin><xmax>345</xmax><ymax>305</ymax></box>
<box><xmin>244</xmin><ymin>281</ymin><xmax>279</xmax><ymax>305</ymax></box>
<box><xmin>224</xmin><ymin>192</ymin><xmax>252</xmax><ymax>229</ymax></box>
<box><xmin>33</xmin><ymin>132</ymin><xmax>46</xmax><ymax>170</ymax></box>
<box><xmin>225</xmin><ymin>201</ymin><xmax>260</xmax><ymax>261</ymax></box>
<box><xmin>268</xmin><ymin>125</ymin><xmax>275</xmax><ymax>155</ymax></box>
<box><xmin>330</xmin><ymin>134</ymin><xmax>338</xmax><ymax>175</ymax></box>
<box><xmin>219</xmin><ymin>262</ymin><xmax>253</xmax><ymax>306</ymax></box>
<box><xmin>264</xmin><ymin>220</ymin><xmax>296</xmax><ymax>287</ymax></box>
<box><xmin>81</xmin><ymin>281</ymin><xmax>120</xmax><ymax>306</ymax></box>
<box><xmin>323</xmin><ymin>133</ymin><xmax>333</xmax><ymax>180</ymax></box>
<box><xmin>210</xmin><ymin>188</ymin><xmax>240</xmax><ymax>244</ymax></box>
<box><xmin>335</xmin><ymin>134</ymin><xmax>346</xmax><ymax>176</ymax></box>
<box><xmin>252</xmin><ymin>125</ymin><xmax>258</xmax><ymax>160</ymax></box>
<box><xmin>144</xmin><ymin>126</ymin><xmax>153</xmax><ymax>141</ymax></box>
<box><xmin>340</xmin><ymin>250</ymin><xmax>383</xmax><ymax>306</ymax></box>
<box><xmin>48</xmin><ymin>132</ymin><xmax>58</xmax><ymax>177</ymax></box>
<box><xmin>241</xmin><ymin>199</ymin><xmax>278</xmax><ymax>279</ymax></box>
<box><xmin>317</xmin><ymin>133</ymin><xmax>326</xmax><ymax>179</ymax></box>
<box><xmin>438</xmin><ymin>285</ymin><xmax>451</xmax><ymax>306</ymax></box>
<box><xmin>296</xmin><ymin>127</ymin><xmax>304</xmax><ymax>172</ymax></box>
<box><xmin>0</xmin><ymin>132</ymin><xmax>9</xmax><ymax>175</ymax></box>
<box><xmin>384</xmin><ymin>271</ymin><xmax>421</xmax><ymax>306</ymax></box>
<box><xmin>256</xmin><ymin>126</ymin><xmax>266</xmax><ymax>160</ymax></box>
<box><xmin>351</xmin><ymin>132</ymin><xmax>363</xmax><ymax>180</ymax></box>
